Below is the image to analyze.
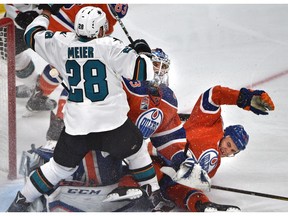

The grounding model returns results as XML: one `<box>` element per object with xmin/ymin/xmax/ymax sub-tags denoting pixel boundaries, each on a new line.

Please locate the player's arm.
<box><xmin>24</xmin><ymin>8</ymin><xmax>64</xmax><ymax>69</ymax></box>
<box><xmin>4</xmin><ymin>4</ymin><xmax>18</xmax><ymax>19</ymax></box>
<box><xmin>109</xmin><ymin>43</ymin><xmax>154</xmax><ymax>81</ymax></box>
<box><xmin>206</xmin><ymin>85</ymin><xmax>275</xmax><ymax>114</ymax></box>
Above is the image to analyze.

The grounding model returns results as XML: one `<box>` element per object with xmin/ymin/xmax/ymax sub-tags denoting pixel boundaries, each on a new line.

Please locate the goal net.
<box><xmin>0</xmin><ymin>17</ymin><xmax>16</xmax><ymax>180</ymax></box>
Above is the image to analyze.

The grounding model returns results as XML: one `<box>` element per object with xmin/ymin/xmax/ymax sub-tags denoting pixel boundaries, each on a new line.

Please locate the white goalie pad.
<box><xmin>42</xmin><ymin>183</ymin><xmax>133</xmax><ymax>212</ymax></box>
<box><xmin>161</xmin><ymin>163</ymin><xmax>211</xmax><ymax>192</ymax></box>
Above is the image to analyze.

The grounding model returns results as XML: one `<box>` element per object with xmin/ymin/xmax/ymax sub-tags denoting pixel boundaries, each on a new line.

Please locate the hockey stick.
<box><xmin>211</xmin><ymin>185</ymin><xmax>288</xmax><ymax>201</ymax></box>
<box><xmin>178</xmin><ymin>113</ymin><xmax>190</xmax><ymax>121</ymax></box>
<box><xmin>49</xmin><ymin>68</ymin><xmax>70</xmax><ymax>93</ymax></box>
<box><xmin>108</xmin><ymin>4</ymin><xmax>133</xmax><ymax>43</ymax></box>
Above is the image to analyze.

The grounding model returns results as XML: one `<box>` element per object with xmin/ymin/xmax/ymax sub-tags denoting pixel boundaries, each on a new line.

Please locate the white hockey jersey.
<box><xmin>25</xmin><ymin>15</ymin><xmax>150</xmax><ymax>135</ymax></box>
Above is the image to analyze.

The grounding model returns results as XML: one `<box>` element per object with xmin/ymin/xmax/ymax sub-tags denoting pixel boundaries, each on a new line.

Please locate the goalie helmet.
<box><xmin>74</xmin><ymin>6</ymin><xmax>108</xmax><ymax>38</ymax></box>
<box><xmin>224</xmin><ymin>125</ymin><xmax>249</xmax><ymax>151</ymax></box>
<box><xmin>151</xmin><ymin>48</ymin><xmax>170</xmax><ymax>86</ymax></box>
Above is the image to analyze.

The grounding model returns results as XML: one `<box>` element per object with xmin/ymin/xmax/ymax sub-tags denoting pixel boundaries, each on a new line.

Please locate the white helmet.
<box><xmin>74</xmin><ymin>6</ymin><xmax>107</xmax><ymax>38</ymax></box>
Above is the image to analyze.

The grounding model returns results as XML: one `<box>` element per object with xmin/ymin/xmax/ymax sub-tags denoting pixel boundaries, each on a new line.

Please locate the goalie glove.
<box><xmin>38</xmin><ymin>4</ymin><xmax>64</xmax><ymax>15</ymax></box>
<box><xmin>160</xmin><ymin>158</ymin><xmax>211</xmax><ymax>192</ymax></box>
<box><xmin>15</xmin><ymin>11</ymin><xmax>39</xmax><ymax>29</ymax></box>
<box><xmin>237</xmin><ymin>88</ymin><xmax>275</xmax><ymax>115</ymax></box>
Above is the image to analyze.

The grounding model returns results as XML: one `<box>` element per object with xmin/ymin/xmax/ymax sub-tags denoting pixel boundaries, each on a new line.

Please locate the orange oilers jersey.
<box><xmin>184</xmin><ymin>85</ymin><xmax>240</xmax><ymax>178</ymax></box>
<box><xmin>122</xmin><ymin>77</ymin><xmax>187</xmax><ymax>161</ymax></box>
<box><xmin>48</xmin><ymin>4</ymin><xmax>118</xmax><ymax>35</ymax></box>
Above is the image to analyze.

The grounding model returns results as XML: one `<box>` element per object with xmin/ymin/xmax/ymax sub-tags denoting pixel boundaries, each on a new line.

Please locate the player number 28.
<box><xmin>66</xmin><ymin>60</ymin><xmax>108</xmax><ymax>102</ymax></box>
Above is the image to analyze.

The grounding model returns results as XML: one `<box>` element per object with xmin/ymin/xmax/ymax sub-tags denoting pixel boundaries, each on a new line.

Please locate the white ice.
<box><xmin>0</xmin><ymin>4</ymin><xmax>288</xmax><ymax>212</ymax></box>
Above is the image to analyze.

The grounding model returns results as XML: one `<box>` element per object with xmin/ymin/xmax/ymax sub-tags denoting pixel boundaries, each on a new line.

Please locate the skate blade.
<box><xmin>22</xmin><ymin>108</ymin><xmax>38</xmax><ymax>118</ymax></box>
<box><xmin>103</xmin><ymin>189</ymin><xmax>143</xmax><ymax>202</ymax></box>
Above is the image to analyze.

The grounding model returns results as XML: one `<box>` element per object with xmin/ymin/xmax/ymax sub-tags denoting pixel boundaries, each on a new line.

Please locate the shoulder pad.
<box><xmin>160</xmin><ymin>84</ymin><xmax>178</xmax><ymax>107</ymax></box>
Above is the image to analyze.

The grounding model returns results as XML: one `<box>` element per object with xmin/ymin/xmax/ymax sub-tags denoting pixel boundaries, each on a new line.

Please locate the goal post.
<box><xmin>0</xmin><ymin>17</ymin><xmax>16</xmax><ymax>180</ymax></box>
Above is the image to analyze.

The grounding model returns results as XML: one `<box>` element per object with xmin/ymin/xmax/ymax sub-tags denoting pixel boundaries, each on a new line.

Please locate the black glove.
<box><xmin>129</xmin><ymin>39</ymin><xmax>151</xmax><ymax>54</ymax></box>
<box><xmin>15</xmin><ymin>11</ymin><xmax>39</xmax><ymax>29</ymax></box>
<box><xmin>38</xmin><ymin>4</ymin><xmax>64</xmax><ymax>15</ymax></box>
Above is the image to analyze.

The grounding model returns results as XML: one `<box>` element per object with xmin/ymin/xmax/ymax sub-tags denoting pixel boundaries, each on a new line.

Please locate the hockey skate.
<box><xmin>104</xmin><ymin>185</ymin><xmax>174</xmax><ymax>212</ymax></box>
<box><xmin>46</xmin><ymin>111</ymin><xmax>64</xmax><ymax>141</ymax></box>
<box><xmin>195</xmin><ymin>200</ymin><xmax>241</xmax><ymax>212</ymax></box>
<box><xmin>16</xmin><ymin>85</ymin><xmax>32</xmax><ymax>98</ymax></box>
<box><xmin>141</xmin><ymin>184</ymin><xmax>175</xmax><ymax>212</ymax></box>
<box><xmin>7</xmin><ymin>191</ymin><xmax>31</xmax><ymax>212</ymax></box>
<box><xmin>25</xmin><ymin>79</ymin><xmax>57</xmax><ymax>112</ymax></box>
<box><xmin>103</xmin><ymin>186</ymin><xmax>145</xmax><ymax>202</ymax></box>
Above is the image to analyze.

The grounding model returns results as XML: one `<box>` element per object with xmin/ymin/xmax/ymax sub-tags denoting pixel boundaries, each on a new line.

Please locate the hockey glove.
<box><xmin>38</xmin><ymin>4</ymin><xmax>64</xmax><ymax>15</ymax></box>
<box><xmin>15</xmin><ymin>11</ymin><xmax>39</xmax><ymax>29</ymax></box>
<box><xmin>129</xmin><ymin>39</ymin><xmax>151</xmax><ymax>54</ymax></box>
<box><xmin>161</xmin><ymin>158</ymin><xmax>211</xmax><ymax>192</ymax></box>
<box><xmin>237</xmin><ymin>88</ymin><xmax>275</xmax><ymax>115</ymax></box>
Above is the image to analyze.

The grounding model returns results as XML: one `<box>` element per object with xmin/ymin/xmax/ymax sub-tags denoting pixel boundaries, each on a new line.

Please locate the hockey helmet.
<box><xmin>224</xmin><ymin>125</ymin><xmax>249</xmax><ymax>151</ymax></box>
<box><xmin>151</xmin><ymin>48</ymin><xmax>170</xmax><ymax>86</ymax></box>
<box><xmin>75</xmin><ymin>6</ymin><xmax>107</xmax><ymax>38</ymax></box>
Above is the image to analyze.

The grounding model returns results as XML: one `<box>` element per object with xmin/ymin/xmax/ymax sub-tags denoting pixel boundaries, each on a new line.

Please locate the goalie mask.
<box><xmin>224</xmin><ymin>125</ymin><xmax>249</xmax><ymax>152</ymax></box>
<box><xmin>151</xmin><ymin>48</ymin><xmax>170</xmax><ymax>86</ymax></box>
<box><xmin>75</xmin><ymin>6</ymin><xmax>108</xmax><ymax>38</ymax></box>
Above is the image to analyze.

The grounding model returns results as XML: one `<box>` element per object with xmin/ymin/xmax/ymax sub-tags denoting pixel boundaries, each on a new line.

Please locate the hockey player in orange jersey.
<box><xmin>157</xmin><ymin>85</ymin><xmax>275</xmax><ymax>212</ymax></box>
<box><xmin>47</xmin><ymin>4</ymin><xmax>123</xmax><ymax>35</ymax></box>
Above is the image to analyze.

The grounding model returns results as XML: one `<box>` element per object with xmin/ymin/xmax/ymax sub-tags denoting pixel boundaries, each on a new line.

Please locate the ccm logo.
<box><xmin>67</xmin><ymin>189</ymin><xmax>101</xmax><ymax>195</ymax></box>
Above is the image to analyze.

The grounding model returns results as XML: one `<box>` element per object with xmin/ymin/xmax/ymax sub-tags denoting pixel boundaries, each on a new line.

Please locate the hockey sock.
<box><xmin>186</xmin><ymin>190</ymin><xmax>210</xmax><ymax>212</ymax></box>
<box><xmin>38</xmin><ymin>64</ymin><xmax>60</xmax><ymax>96</ymax></box>
<box><xmin>56</xmin><ymin>89</ymin><xmax>68</xmax><ymax>119</ymax></box>
<box><xmin>126</xmin><ymin>142</ymin><xmax>160</xmax><ymax>192</ymax></box>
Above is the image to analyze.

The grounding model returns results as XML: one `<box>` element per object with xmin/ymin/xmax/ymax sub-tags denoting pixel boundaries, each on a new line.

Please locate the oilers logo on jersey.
<box><xmin>191</xmin><ymin>149</ymin><xmax>219</xmax><ymax>174</ymax></box>
<box><xmin>136</xmin><ymin>108</ymin><xmax>164</xmax><ymax>139</ymax></box>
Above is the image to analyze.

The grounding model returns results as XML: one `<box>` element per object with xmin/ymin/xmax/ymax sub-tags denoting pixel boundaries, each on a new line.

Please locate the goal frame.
<box><xmin>0</xmin><ymin>17</ymin><xmax>16</xmax><ymax>180</ymax></box>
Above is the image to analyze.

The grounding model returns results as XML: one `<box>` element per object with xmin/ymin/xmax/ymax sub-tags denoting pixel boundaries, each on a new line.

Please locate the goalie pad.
<box><xmin>160</xmin><ymin>158</ymin><xmax>211</xmax><ymax>192</ymax></box>
<box><xmin>29</xmin><ymin>182</ymin><xmax>135</xmax><ymax>212</ymax></box>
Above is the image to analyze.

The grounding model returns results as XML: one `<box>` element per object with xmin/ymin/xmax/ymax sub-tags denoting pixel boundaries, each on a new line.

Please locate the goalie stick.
<box><xmin>178</xmin><ymin>113</ymin><xmax>190</xmax><ymax>121</ymax></box>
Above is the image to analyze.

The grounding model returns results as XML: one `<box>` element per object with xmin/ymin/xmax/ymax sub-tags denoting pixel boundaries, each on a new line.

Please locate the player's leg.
<box><xmin>14</xmin><ymin>27</ymin><xmax>37</xmax><ymax>98</ymax></box>
<box><xmin>98</xmin><ymin>118</ymin><xmax>174</xmax><ymax>211</ymax></box>
<box><xmin>26</xmin><ymin>65</ymin><xmax>58</xmax><ymax>111</ymax></box>
<box><xmin>7</xmin><ymin>130</ymin><xmax>89</xmax><ymax>212</ymax></box>
<box><xmin>46</xmin><ymin>89</ymin><xmax>67</xmax><ymax>142</ymax></box>
<box><xmin>165</xmin><ymin>184</ymin><xmax>240</xmax><ymax>212</ymax></box>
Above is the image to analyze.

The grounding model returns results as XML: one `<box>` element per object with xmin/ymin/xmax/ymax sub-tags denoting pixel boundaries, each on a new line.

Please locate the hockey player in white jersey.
<box><xmin>7</xmin><ymin>5</ymin><xmax>171</xmax><ymax>212</ymax></box>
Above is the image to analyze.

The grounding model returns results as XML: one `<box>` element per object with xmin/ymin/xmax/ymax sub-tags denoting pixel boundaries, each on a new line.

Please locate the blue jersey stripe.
<box><xmin>202</xmin><ymin>89</ymin><xmax>219</xmax><ymax>112</ymax></box>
